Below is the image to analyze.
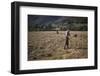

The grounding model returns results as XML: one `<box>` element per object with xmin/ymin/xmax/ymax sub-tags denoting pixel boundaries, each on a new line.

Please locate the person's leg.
<box><xmin>64</xmin><ymin>37</ymin><xmax>68</xmax><ymax>49</ymax></box>
<box><xmin>64</xmin><ymin>38</ymin><xmax>66</xmax><ymax>49</ymax></box>
<box><xmin>66</xmin><ymin>37</ymin><xmax>69</xmax><ymax>48</ymax></box>
<box><xmin>67</xmin><ymin>37</ymin><xmax>69</xmax><ymax>48</ymax></box>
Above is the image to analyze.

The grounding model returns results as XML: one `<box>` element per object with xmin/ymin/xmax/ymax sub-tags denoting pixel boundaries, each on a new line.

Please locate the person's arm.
<box><xmin>65</xmin><ymin>31</ymin><xmax>67</xmax><ymax>37</ymax></box>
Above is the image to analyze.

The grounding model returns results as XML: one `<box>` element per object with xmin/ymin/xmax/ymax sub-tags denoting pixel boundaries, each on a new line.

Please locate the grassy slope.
<box><xmin>28</xmin><ymin>31</ymin><xmax>88</xmax><ymax>60</ymax></box>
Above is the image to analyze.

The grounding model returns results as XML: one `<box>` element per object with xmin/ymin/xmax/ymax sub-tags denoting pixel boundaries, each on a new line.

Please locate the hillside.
<box><xmin>28</xmin><ymin>15</ymin><xmax>88</xmax><ymax>31</ymax></box>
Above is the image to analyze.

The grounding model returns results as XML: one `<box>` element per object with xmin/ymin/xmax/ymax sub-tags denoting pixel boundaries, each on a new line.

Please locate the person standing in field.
<box><xmin>56</xmin><ymin>27</ymin><xmax>59</xmax><ymax>34</ymax></box>
<box><xmin>64</xmin><ymin>29</ymin><xmax>70</xmax><ymax>49</ymax></box>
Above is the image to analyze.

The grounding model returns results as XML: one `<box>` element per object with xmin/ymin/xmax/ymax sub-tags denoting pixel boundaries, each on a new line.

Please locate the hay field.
<box><xmin>28</xmin><ymin>31</ymin><xmax>88</xmax><ymax>61</ymax></box>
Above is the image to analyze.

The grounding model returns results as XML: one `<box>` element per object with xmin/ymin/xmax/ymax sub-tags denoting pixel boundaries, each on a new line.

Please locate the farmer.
<box><xmin>64</xmin><ymin>29</ymin><xmax>70</xmax><ymax>49</ymax></box>
<box><xmin>56</xmin><ymin>27</ymin><xmax>59</xmax><ymax>34</ymax></box>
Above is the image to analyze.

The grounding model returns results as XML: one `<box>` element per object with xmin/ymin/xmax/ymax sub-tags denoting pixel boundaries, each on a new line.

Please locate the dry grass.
<box><xmin>28</xmin><ymin>31</ymin><xmax>88</xmax><ymax>61</ymax></box>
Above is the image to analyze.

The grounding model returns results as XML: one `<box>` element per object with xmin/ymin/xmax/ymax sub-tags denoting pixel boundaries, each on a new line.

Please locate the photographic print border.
<box><xmin>11</xmin><ymin>1</ymin><xmax>98</xmax><ymax>74</ymax></box>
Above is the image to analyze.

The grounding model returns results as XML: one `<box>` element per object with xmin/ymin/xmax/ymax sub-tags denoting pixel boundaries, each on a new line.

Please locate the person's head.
<box><xmin>66</xmin><ymin>28</ymin><xmax>69</xmax><ymax>31</ymax></box>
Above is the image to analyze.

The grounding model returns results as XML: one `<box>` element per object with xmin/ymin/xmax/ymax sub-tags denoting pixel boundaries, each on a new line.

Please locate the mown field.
<box><xmin>28</xmin><ymin>31</ymin><xmax>88</xmax><ymax>61</ymax></box>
